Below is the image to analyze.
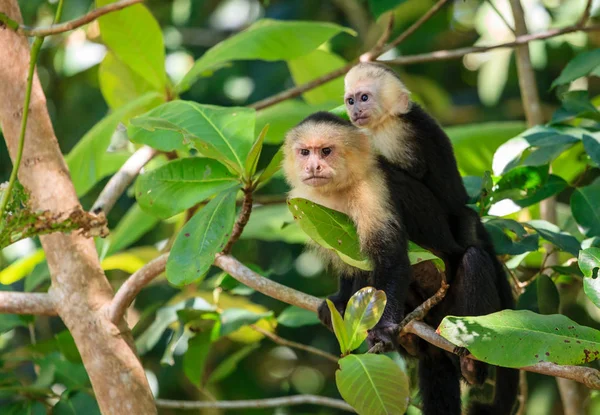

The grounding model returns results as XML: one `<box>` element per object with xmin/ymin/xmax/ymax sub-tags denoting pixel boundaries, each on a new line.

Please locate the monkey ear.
<box><xmin>393</xmin><ymin>91</ymin><xmax>410</xmax><ymax>115</ymax></box>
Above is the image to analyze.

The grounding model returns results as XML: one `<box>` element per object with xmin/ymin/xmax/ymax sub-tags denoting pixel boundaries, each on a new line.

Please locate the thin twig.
<box><xmin>580</xmin><ymin>0</ymin><xmax>594</xmax><ymax>27</ymax></box>
<box><xmin>0</xmin><ymin>0</ymin><xmax>143</xmax><ymax>37</ymax></box>
<box><xmin>486</xmin><ymin>0</ymin><xmax>515</xmax><ymax>34</ymax></box>
<box><xmin>155</xmin><ymin>395</ymin><xmax>355</xmax><ymax>412</ymax></box>
<box><xmin>108</xmin><ymin>253</ymin><xmax>168</xmax><ymax>324</ymax></box>
<box><xmin>360</xmin><ymin>13</ymin><xmax>395</xmax><ymax>62</ymax></box>
<box><xmin>378</xmin><ymin>0</ymin><xmax>450</xmax><ymax>56</ymax></box>
<box><xmin>251</xmin><ymin>324</ymin><xmax>339</xmax><ymax>363</ymax></box>
<box><xmin>0</xmin><ymin>36</ymin><xmax>43</xmax><ymax>222</ymax></box>
<box><xmin>0</xmin><ymin>292</ymin><xmax>56</xmax><ymax>316</ymax></box>
<box><xmin>221</xmin><ymin>187</ymin><xmax>253</xmax><ymax>254</ymax></box>
<box><xmin>91</xmin><ymin>145</ymin><xmax>157</xmax><ymax>215</ymax></box>
<box><xmin>397</xmin><ymin>280</ymin><xmax>449</xmax><ymax>332</ymax></box>
<box><xmin>383</xmin><ymin>24</ymin><xmax>600</xmax><ymax>65</ymax></box>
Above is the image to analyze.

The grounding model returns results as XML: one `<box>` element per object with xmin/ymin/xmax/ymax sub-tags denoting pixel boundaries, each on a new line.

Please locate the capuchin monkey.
<box><xmin>283</xmin><ymin>112</ymin><xmax>518</xmax><ymax>415</ymax></box>
<box><xmin>343</xmin><ymin>62</ymin><xmax>514</xmax><ymax>312</ymax></box>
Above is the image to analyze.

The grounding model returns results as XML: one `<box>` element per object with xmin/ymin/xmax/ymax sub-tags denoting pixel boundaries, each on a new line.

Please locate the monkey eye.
<box><xmin>321</xmin><ymin>147</ymin><xmax>332</xmax><ymax>156</ymax></box>
<box><xmin>300</xmin><ymin>149</ymin><xmax>310</xmax><ymax>156</ymax></box>
<box><xmin>361</xmin><ymin>94</ymin><xmax>369</xmax><ymax>102</ymax></box>
<box><xmin>347</xmin><ymin>97</ymin><xmax>355</xmax><ymax>105</ymax></box>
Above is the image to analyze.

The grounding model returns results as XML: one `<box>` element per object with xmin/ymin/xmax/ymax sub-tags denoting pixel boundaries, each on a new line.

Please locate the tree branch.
<box><xmin>0</xmin><ymin>292</ymin><xmax>56</xmax><ymax>316</ymax></box>
<box><xmin>0</xmin><ymin>0</ymin><xmax>143</xmax><ymax>37</ymax></box>
<box><xmin>251</xmin><ymin>324</ymin><xmax>339</xmax><ymax>363</ymax></box>
<box><xmin>221</xmin><ymin>187</ymin><xmax>253</xmax><ymax>254</ymax></box>
<box><xmin>108</xmin><ymin>253</ymin><xmax>168</xmax><ymax>324</ymax></box>
<box><xmin>580</xmin><ymin>0</ymin><xmax>594</xmax><ymax>27</ymax></box>
<box><xmin>155</xmin><ymin>395</ymin><xmax>354</xmax><ymax>412</ymax></box>
<box><xmin>91</xmin><ymin>145</ymin><xmax>157</xmax><ymax>215</ymax></box>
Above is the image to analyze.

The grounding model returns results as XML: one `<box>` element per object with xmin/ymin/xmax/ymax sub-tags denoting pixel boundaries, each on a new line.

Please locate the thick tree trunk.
<box><xmin>0</xmin><ymin>1</ymin><xmax>156</xmax><ymax>413</ymax></box>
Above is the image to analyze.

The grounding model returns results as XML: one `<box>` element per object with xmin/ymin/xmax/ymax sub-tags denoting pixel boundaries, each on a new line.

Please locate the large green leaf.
<box><xmin>526</xmin><ymin>220</ymin><xmax>581</xmax><ymax>256</ymax></box>
<box><xmin>336</xmin><ymin>354</ymin><xmax>409</xmax><ymax>415</ymax></box>
<box><xmin>135</xmin><ymin>158</ymin><xmax>239</xmax><ymax>218</ymax></box>
<box><xmin>583</xmin><ymin>134</ymin><xmax>600</xmax><ymax>167</ymax></box>
<box><xmin>177</xmin><ymin>19</ymin><xmax>355</xmax><ymax>93</ymax></box>
<box><xmin>99</xmin><ymin>51</ymin><xmax>160</xmax><ymax>109</ymax></box>
<box><xmin>166</xmin><ymin>188</ymin><xmax>237</xmax><ymax>286</ymax></box>
<box><xmin>66</xmin><ymin>92</ymin><xmax>163</xmax><ymax>196</ymax></box>
<box><xmin>369</xmin><ymin>0</ymin><xmax>407</xmax><ymax>18</ymax></box>
<box><xmin>97</xmin><ymin>0</ymin><xmax>166</xmax><ymax>90</ymax></box>
<box><xmin>571</xmin><ymin>178</ymin><xmax>600</xmax><ymax>237</ymax></box>
<box><xmin>344</xmin><ymin>287</ymin><xmax>386</xmax><ymax>352</ymax></box>
<box><xmin>408</xmin><ymin>242</ymin><xmax>445</xmax><ymax>271</ymax></box>
<box><xmin>438</xmin><ymin>310</ymin><xmax>600</xmax><ymax>367</ymax></box>
<box><xmin>241</xmin><ymin>204</ymin><xmax>307</xmax><ymax>244</ymax></box>
<box><xmin>287</xmin><ymin>49</ymin><xmax>346</xmax><ymax>105</ymax></box>
<box><xmin>277</xmin><ymin>305</ymin><xmax>321</xmax><ymax>327</ymax></box>
<box><xmin>288</xmin><ymin>198</ymin><xmax>371</xmax><ymax>271</ymax></box>
<box><xmin>183</xmin><ymin>321</ymin><xmax>220</xmax><ymax>387</ymax></box>
<box><xmin>513</xmin><ymin>175</ymin><xmax>568</xmax><ymax>208</ymax></box>
<box><xmin>579</xmin><ymin>248</ymin><xmax>600</xmax><ymax>308</ymax></box>
<box><xmin>130</xmin><ymin>101</ymin><xmax>255</xmax><ymax>175</ymax></box>
<box><xmin>551</xmin><ymin>49</ymin><xmax>600</xmax><ymax>88</ymax></box>
<box><xmin>106</xmin><ymin>203</ymin><xmax>160</xmax><ymax>255</ymax></box>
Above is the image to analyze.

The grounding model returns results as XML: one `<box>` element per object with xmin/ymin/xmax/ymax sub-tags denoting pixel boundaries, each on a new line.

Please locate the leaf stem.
<box><xmin>0</xmin><ymin>36</ymin><xmax>43</xmax><ymax>222</ymax></box>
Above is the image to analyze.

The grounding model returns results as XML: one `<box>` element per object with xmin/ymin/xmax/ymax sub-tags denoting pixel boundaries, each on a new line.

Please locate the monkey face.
<box><xmin>293</xmin><ymin>140</ymin><xmax>336</xmax><ymax>187</ymax></box>
<box><xmin>344</xmin><ymin>81</ymin><xmax>378</xmax><ymax>127</ymax></box>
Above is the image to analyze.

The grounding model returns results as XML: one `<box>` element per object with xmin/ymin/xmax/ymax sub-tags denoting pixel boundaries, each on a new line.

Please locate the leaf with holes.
<box><xmin>580</xmin><ymin>248</ymin><xmax>600</xmax><ymax>308</ymax></box>
<box><xmin>438</xmin><ymin>310</ymin><xmax>600</xmax><ymax>368</ymax></box>
<box><xmin>166</xmin><ymin>188</ymin><xmax>237</xmax><ymax>286</ymax></box>
<box><xmin>136</xmin><ymin>158</ymin><xmax>239</xmax><ymax>218</ymax></box>
<box><xmin>336</xmin><ymin>354</ymin><xmax>409</xmax><ymax>415</ymax></box>
<box><xmin>177</xmin><ymin>19</ymin><xmax>355</xmax><ymax>93</ymax></box>
<box><xmin>130</xmin><ymin>101</ymin><xmax>256</xmax><ymax>174</ymax></box>
<box><xmin>288</xmin><ymin>198</ymin><xmax>371</xmax><ymax>270</ymax></box>
<box><xmin>571</xmin><ymin>178</ymin><xmax>600</xmax><ymax>237</ymax></box>
<box><xmin>344</xmin><ymin>288</ymin><xmax>386</xmax><ymax>352</ymax></box>
<box><xmin>408</xmin><ymin>242</ymin><xmax>445</xmax><ymax>271</ymax></box>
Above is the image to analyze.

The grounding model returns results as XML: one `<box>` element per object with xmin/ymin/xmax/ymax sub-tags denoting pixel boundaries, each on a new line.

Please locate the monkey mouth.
<box><xmin>303</xmin><ymin>176</ymin><xmax>330</xmax><ymax>186</ymax></box>
<box><xmin>353</xmin><ymin>115</ymin><xmax>370</xmax><ymax>126</ymax></box>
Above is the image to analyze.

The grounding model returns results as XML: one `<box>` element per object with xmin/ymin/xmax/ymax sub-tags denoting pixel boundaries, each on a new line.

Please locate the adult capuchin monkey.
<box><xmin>283</xmin><ymin>112</ymin><xmax>517</xmax><ymax>415</ymax></box>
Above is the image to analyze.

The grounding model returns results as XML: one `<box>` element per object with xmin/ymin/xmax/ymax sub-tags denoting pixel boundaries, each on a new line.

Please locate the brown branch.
<box><xmin>221</xmin><ymin>188</ymin><xmax>253</xmax><ymax>254</ymax></box>
<box><xmin>108</xmin><ymin>253</ymin><xmax>168</xmax><ymax>324</ymax></box>
<box><xmin>360</xmin><ymin>13</ymin><xmax>395</xmax><ymax>62</ymax></box>
<box><xmin>0</xmin><ymin>292</ymin><xmax>56</xmax><ymax>316</ymax></box>
<box><xmin>155</xmin><ymin>395</ymin><xmax>354</xmax><ymax>412</ymax></box>
<box><xmin>377</xmin><ymin>0</ymin><xmax>450</xmax><ymax>56</ymax></box>
<box><xmin>251</xmin><ymin>324</ymin><xmax>339</xmax><ymax>363</ymax></box>
<box><xmin>92</xmin><ymin>145</ymin><xmax>157</xmax><ymax>215</ymax></box>
<box><xmin>383</xmin><ymin>24</ymin><xmax>600</xmax><ymax>66</ymax></box>
<box><xmin>397</xmin><ymin>280</ymin><xmax>449</xmax><ymax>332</ymax></box>
<box><xmin>0</xmin><ymin>0</ymin><xmax>144</xmax><ymax>37</ymax></box>
<box><xmin>580</xmin><ymin>0</ymin><xmax>594</xmax><ymax>27</ymax></box>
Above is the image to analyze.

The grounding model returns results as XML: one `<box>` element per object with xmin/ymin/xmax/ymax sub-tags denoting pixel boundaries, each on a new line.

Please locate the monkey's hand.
<box><xmin>367</xmin><ymin>323</ymin><xmax>398</xmax><ymax>353</ymax></box>
<box><xmin>317</xmin><ymin>296</ymin><xmax>346</xmax><ymax>331</ymax></box>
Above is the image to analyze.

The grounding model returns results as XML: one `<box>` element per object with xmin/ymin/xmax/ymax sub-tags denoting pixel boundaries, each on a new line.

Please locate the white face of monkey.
<box><xmin>344</xmin><ymin>63</ymin><xmax>411</xmax><ymax>128</ymax></box>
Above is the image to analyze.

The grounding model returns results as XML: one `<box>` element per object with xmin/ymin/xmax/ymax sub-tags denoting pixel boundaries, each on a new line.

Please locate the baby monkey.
<box><xmin>283</xmin><ymin>111</ymin><xmax>411</xmax><ymax>347</ymax></box>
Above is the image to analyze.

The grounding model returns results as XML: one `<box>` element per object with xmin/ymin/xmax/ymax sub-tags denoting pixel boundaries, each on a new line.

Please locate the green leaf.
<box><xmin>55</xmin><ymin>331</ymin><xmax>82</xmax><ymax>364</ymax></box>
<box><xmin>550</xmin><ymin>91</ymin><xmax>600</xmax><ymax>124</ymax></box>
<box><xmin>288</xmin><ymin>198</ymin><xmax>372</xmax><ymax>271</ymax></box>
<box><xmin>485</xmin><ymin>220</ymin><xmax>539</xmax><ymax>255</ymax></box>
<box><xmin>184</xmin><ymin>326</ymin><xmax>217</xmax><ymax>387</ymax></box>
<box><xmin>513</xmin><ymin>175</ymin><xmax>568</xmax><ymax>208</ymax></box>
<box><xmin>53</xmin><ymin>391</ymin><xmax>100</xmax><ymax>415</ymax></box>
<box><xmin>522</xmin><ymin>130</ymin><xmax>580</xmax><ymax>147</ymax></box>
<box><xmin>177</xmin><ymin>19</ymin><xmax>355</xmax><ymax>93</ymax></box>
<box><xmin>536</xmin><ymin>275</ymin><xmax>560</xmax><ymax>315</ymax></box>
<box><xmin>166</xmin><ymin>188</ymin><xmax>237</xmax><ymax>286</ymax></box>
<box><xmin>583</xmin><ymin>134</ymin><xmax>600</xmax><ymax>167</ymax></box>
<box><xmin>107</xmin><ymin>203</ymin><xmax>160</xmax><ymax>255</ymax></box>
<box><xmin>241</xmin><ymin>204</ymin><xmax>307</xmax><ymax>244</ymax></box>
<box><xmin>327</xmin><ymin>299</ymin><xmax>349</xmax><ymax>353</ymax></box>
<box><xmin>256</xmin><ymin>147</ymin><xmax>283</xmax><ymax>186</ymax></box>
<box><xmin>579</xmin><ymin>248</ymin><xmax>600</xmax><ymax>308</ymax></box>
<box><xmin>206</xmin><ymin>343</ymin><xmax>260</xmax><ymax>385</ymax></box>
<box><xmin>344</xmin><ymin>287</ymin><xmax>386</xmax><ymax>352</ymax></box>
<box><xmin>408</xmin><ymin>242</ymin><xmax>446</xmax><ymax>271</ymax></box>
<box><xmin>495</xmin><ymin>165</ymin><xmax>549</xmax><ymax>194</ymax></box>
<box><xmin>336</xmin><ymin>354</ymin><xmax>409</xmax><ymax>415</ymax></box>
<box><xmin>97</xmin><ymin>0</ymin><xmax>166</xmax><ymax>90</ymax></box>
<box><xmin>66</xmin><ymin>92</ymin><xmax>163</xmax><ymax>196</ymax></box>
<box><xmin>526</xmin><ymin>220</ymin><xmax>581</xmax><ymax>256</ymax></box>
<box><xmin>135</xmin><ymin>158</ymin><xmax>239</xmax><ymax>218</ymax></box>
<box><xmin>98</xmin><ymin>51</ymin><xmax>160</xmax><ymax>109</ymax></box>
<box><xmin>0</xmin><ymin>314</ymin><xmax>27</xmax><ymax>334</ymax></box>
<box><xmin>551</xmin><ymin>49</ymin><xmax>600</xmax><ymax>88</ymax></box>
<box><xmin>245</xmin><ymin>125</ymin><xmax>269</xmax><ymax>178</ymax></box>
<box><xmin>277</xmin><ymin>305</ymin><xmax>321</xmax><ymax>327</ymax></box>
<box><xmin>438</xmin><ymin>309</ymin><xmax>600</xmax><ymax>367</ymax></box>
<box><xmin>0</xmin><ymin>249</ymin><xmax>45</xmax><ymax>285</ymax></box>
<box><xmin>219</xmin><ymin>308</ymin><xmax>273</xmax><ymax>337</ymax></box>
<box><xmin>571</xmin><ymin>177</ymin><xmax>600</xmax><ymax>237</ymax></box>
<box><xmin>329</xmin><ymin>104</ymin><xmax>350</xmax><ymax>120</ymax></box>
<box><xmin>287</xmin><ymin>49</ymin><xmax>346</xmax><ymax>105</ymax></box>
<box><xmin>130</xmin><ymin>102</ymin><xmax>256</xmax><ymax>175</ymax></box>
<box><xmin>369</xmin><ymin>0</ymin><xmax>407</xmax><ymax>18</ymax></box>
